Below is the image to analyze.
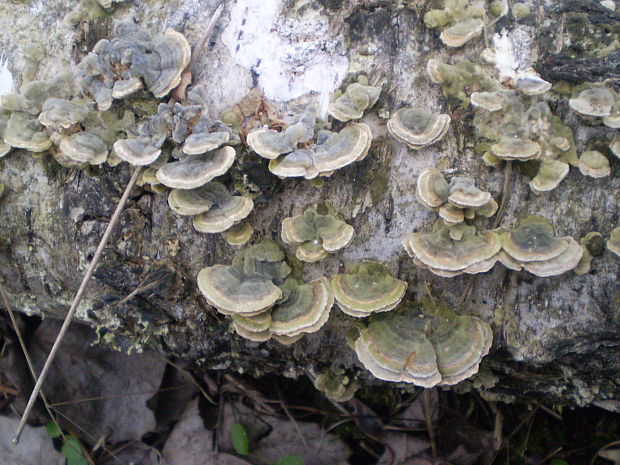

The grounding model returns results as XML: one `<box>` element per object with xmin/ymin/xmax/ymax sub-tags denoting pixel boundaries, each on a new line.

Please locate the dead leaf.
<box><xmin>162</xmin><ymin>398</ymin><xmax>214</xmax><ymax>464</ymax></box>
<box><xmin>0</xmin><ymin>415</ymin><xmax>65</xmax><ymax>465</ymax></box>
<box><xmin>29</xmin><ymin>320</ymin><xmax>166</xmax><ymax>444</ymax></box>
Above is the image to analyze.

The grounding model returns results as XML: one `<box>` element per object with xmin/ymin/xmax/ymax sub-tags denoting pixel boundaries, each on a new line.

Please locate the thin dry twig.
<box><xmin>423</xmin><ymin>388</ymin><xmax>438</xmax><ymax>457</ymax></box>
<box><xmin>590</xmin><ymin>439</ymin><xmax>620</xmax><ymax>465</ymax></box>
<box><xmin>14</xmin><ymin>166</ymin><xmax>143</xmax><ymax>443</ymax></box>
<box><xmin>487</xmin><ymin>401</ymin><xmax>542</xmax><ymax>465</ymax></box>
<box><xmin>275</xmin><ymin>383</ymin><xmax>310</xmax><ymax>450</ymax></box>
<box><xmin>0</xmin><ymin>284</ymin><xmax>64</xmax><ymax>439</ymax></box>
<box><xmin>153</xmin><ymin>351</ymin><xmax>216</xmax><ymax>405</ymax></box>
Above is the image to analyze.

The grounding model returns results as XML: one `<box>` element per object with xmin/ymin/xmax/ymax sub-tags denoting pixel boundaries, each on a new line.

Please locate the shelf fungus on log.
<box><xmin>387</xmin><ymin>108</ymin><xmax>450</xmax><ymax>150</ymax></box>
<box><xmin>281</xmin><ymin>205</ymin><xmax>354</xmax><ymax>262</ymax></box>
<box><xmin>224</xmin><ymin>221</ymin><xmax>253</xmax><ymax>247</ymax></box>
<box><xmin>403</xmin><ymin>221</ymin><xmax>502</xmax><ymax>277</ymax></box>
<box><xmin>569</xmin><ymin>85</ymin><xmax>616</xmax><ymax>121</ymax></box>
<box><xmin>197</xmin><ymin>240</ymin><xmax>290</xmax><ymax>317</ymax></box>
<box><xmin>330</xmin><ymin>261</ymin><xmax>407</xmax><ymax>317</ymax></box>
<box><xmin>500</xmin><ymin>216</ymin><xmax>583</xmax><ymax>277</ymax></box>
<box><xmin>312</xmin><ymin>368</ymin><xmax>359</xmax><ymax>403</ymax></box>
<box><xmin>76</xmin><ymin>22</ymin><xmax>190</xmax><ymax>109</ymax></box>
<box><xmin>247</xmin><ymin>107</ymin><xmax>372</xmax><ymax>179</ymax></box>
<box><xmin>198</xmin><ymin>241</ymin><xmax>333</xmax><ymax>344</ymax></box>
<box><xmin>168</xmin><ymin>182</ymin><xmax>253</xmax><ymax>234</ymax></box>
<box><xmin>354</xmin><ymin>299</ymin><xmax>492</xmax><ymax>387</ymax></box>
<box><xmin>423</xmin><ymin>1</ymin><xmax>497</xmax><ymax>48</ymax></box>
<box><xmin>415</xmin><ymin>169</ymin><xmax>497</xmax><ymax>227</ymax></box>
<box><xmin>327</xmin><ymin>81</ymin><xmax>381</xmax><ymax>122</ymax></box>
<box><xmin>577</xmin><ymin>150</ymin><xmax>611</xmax><ymax>178</ymax></box>
<box><xmin>608</xmin><ymin>227</ymin><xmax>620</xmax><ymax>258</ymax></box>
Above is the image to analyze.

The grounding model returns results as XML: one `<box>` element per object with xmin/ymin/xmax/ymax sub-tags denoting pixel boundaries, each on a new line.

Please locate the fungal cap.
<box><xmin>4</xmin><ymin>113</ymin><xmax>52</xmax><ymax>152</ymax></box>
<box><xmin>387</xmin><ymin>108</ymin><xmax>450</xmax><ymax>149</ymax></box>
<box><xmin>470</xmin><ymin>91</ymin><xmax>504</xmax><ymax>112</ymax></box>
<box><xmin>491</xmin><ymin>136</ymin><xmax>541</xmax><ymax>161</ymax></box>
<box><xmin>167</xmin><ymin>183</ymin><xmax>228</xmax><ymax>216</ymax></box>
<box><xmin>183</xmin><ymin>131</ymin><xmax>230</xmax><ymax>155</ymax></box>
<box><xmin>529</xmin><ymin>159</ymin><xmax>570</xmax><ymax>194</ymax></box>
<box><xmin>610</xmin><ymin>136</ymin><xmax>620</xmax><ymax>159</ymax></box>
<box><xmin>501</xmin><ymin>216</ymin><xmax>568</xmax><ymax>262</ymax></box>
<box><xmin>439</xmin><ymin>18</ymin><xmax>484</xmax><ymax>47</ymax></box>
<box><xmin>38</xmin><ymin>98</ymin><xmax>90</xmax><ymax>129</ymax></box>
<box><xmin>59</xmin><ymin>132</ymin><xmax>108</xmax><ymax>165</ymax></box>
<box><xmin>225</xmin><ymin>221</ymin><xmax>253</xmax><ymax>246</ymax></box>
<box><xmin>331</xmin><ymin>261</ymin><xmax>407</xmax><ymax>317</ymax></box>
<box><xmin>313</xmin><ymin>369</ymin><xmax>359</xmax><ymax>403</ymax></box>
<box><xmin>111</xmin><ymin>78</ymin><xmax>144</xmax><ymax>99</ymax></box>
<box><xmin>268</xmin><ymin>149</ymin><xmax>318</xmax><ymax>179</ymax></box>
<box><xmin>354</xmin><ymin>312</ymin><xmax>441</xmax><ymax>386</ymax></box>
<box><xmin>578</xmin><ymin>150</ymin><xmax>611</xmax><ymax>178</ymax></box>
<box><xmin>113</xmin><ymin>137</ymin><xmax>163</xmax><ymax>166</ymax></box>
<box><xmin>327</xmin><ymin>83</ymin><xmax>381</xmax><ymax>122</ymax></box>
<box><xmin>423</xmin><ymin>299</ymin><xmax>493</xmax><ymax>385</ymax></box>
<box><xmin>156</xmin><ymin>146</ymin><xmax>236</xmax><ymax>189</ymax></box>
<box><xmin>416</xmin><ymin>168</ymin><xmax>450</xmax><ymax>209</ymax></box>
<box><xmin>516</xmin><ymin>72</ymin><xmax>552</xmax><ymax>96</ymax></box>
<box><xmin>438</xmin><ymin>203</ymin><xmax>464</xmax><ymax>226</ymax></box>
<box><xmin>193</xmin><ymin>195</ymin><xmax>253</xmax><ymax>234</ymax></box>
<box><xmin>403</xmin><ymin>222</ymin><xmax>502</xmax><ymax>271</ymax></box>
<box><xmin>270</xmin><ymin>277</ymin><xmax>334</xmax><ymax>337</ymax></box>
<box><xmin>311</xmin><ymin>122</ymin><xmax>372</xmax><ymax>174</ymax></box>
<box><xmin>149</xmin><ymin>29</ymin><xmax>191</xmax><ymax>98</ymax></box>
<box><xmin>569</xmin><ymin>87</ymin><xmax>614</xmax><ymax>117</ymax></box>
<box><xmin>447</xmin><ymin>176</ymin><xmax>492</xmax><ymax>208</ymax></box>
<box><xmin>197</xmin><ymin>264</ymin><xmax>282</xmax><ymax>316</ymax></box>
<box><xmin>607</xmin><ymin>227</ymin><xmax>620</xmax><ymax>257</ymax></box>
<box><xmin>522</xmin><ymin>237</ymin><xmax>583</xmax><ymax>277</ymax></box>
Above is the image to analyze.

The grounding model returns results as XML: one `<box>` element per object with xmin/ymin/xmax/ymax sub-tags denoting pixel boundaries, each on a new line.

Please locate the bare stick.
<box><xmin>423</xmin><ymin>389</ymin><xmax>437</xmax><ymax>457</ymax></box>
<box><xmin>13</xmin><ymin>166</ymin><xmax>143</xmax><ymax>444</ymax></box>
<box><xmin>0</xmin><ymin>284</ymin><xmax>62</xmax><ymax>439</ymax></box>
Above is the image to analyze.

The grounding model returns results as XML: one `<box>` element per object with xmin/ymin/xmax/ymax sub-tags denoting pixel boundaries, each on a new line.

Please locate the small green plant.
<box><xmin>229</xmin><ymin>423</ymin><xmax>304</xmax><ymax>465</ymax></box>
<box><xmin>46</xmin><ymin>421</ymin><xmax>89</xmax><ymax>465</ymax></box>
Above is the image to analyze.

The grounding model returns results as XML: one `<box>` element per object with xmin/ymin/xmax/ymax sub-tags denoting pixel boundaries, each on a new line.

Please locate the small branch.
<box><xmin>0</xmin><ymin>284</ymin><xmax>63</xmax><ymax>439</ymax></box>
<box><xmin>13</xmin><ymin>166</ymin><xmax>143</xmax><ymax>444</ymax></box>
<box><xmin>423</xmin><ymin>388</ymin><xmax>437</xmax><ymax>457</ymax></box>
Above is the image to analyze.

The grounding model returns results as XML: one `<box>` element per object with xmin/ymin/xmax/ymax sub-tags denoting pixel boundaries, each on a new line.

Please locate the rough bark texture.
<box><xmin>0</xmin><ymin>0</ymin><xmax>618</xmax><ymax>409</ymax></box>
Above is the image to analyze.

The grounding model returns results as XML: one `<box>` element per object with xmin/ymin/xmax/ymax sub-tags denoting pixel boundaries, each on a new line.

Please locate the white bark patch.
<box><xmin>222</xmin><ymin>0</ymin><xmax>348</xmax><ymax>102</ymax></box>
<box><xmin>492</xmin><ymin>27</ymin><xmax>534</xmax><ymax>79</ymax></box>
<box><xmin>0</xmin><ymin>51</ymin><xmax>13</xmax><ymax>96</ymax></box>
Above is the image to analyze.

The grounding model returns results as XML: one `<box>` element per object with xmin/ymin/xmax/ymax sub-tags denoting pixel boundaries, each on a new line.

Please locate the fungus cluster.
<box><xmin>354</xmin><ymin>299</ymin><xmax>492</xmax><ymax>387</ymax></box>
<box><xmin>77</xmin><ymin>23</ymin><xmax>191</xmax><ymax>110</ymax></box>
<box><xmin>281</xmin><ymin>205</ymin><xmax>354</xmax><ymax>262</ymax></box>
<box><xmin>197</xmin><ymin>240</ymin><xmax>333</xmax><ymax>344</ymax></box>
<box><xmin>327</xmin><ymin>79</ymin><xmax>381</xmax><ymax>122</ymax></box>
<box><xmin>569</xmin><ymin>83</ymin><xmax>620</xmax><ymax>128</ymax></box>
<box><xmin>424</xmin><ymin>0</ymin><xmax>507</xmax><ymax>48</ymax></box>
<box><xmin>330</xmin><ymin>261</ymin><xmax>407</xmax><ymax>317</ymax></box>
<box><xmin>416</xmin><ymin>168</ymin><xmax>497</xmax><ymax>227</ymax></box>
<box><xmin>608</xmin><ymin>227</ymin><xmax>620</xmax><ymax>258</ymax></box>
<box><xmin>247</xmin><ymin>107</ymin><xmax>372</xmax><ymax>179</ymax></box>
<box><xmin>387</xmin><ymin>108</ymin><xmax>451</xmax><ymax>150</ymax></box>
<box><xmin>312</xmin><ymin>368</ymin><xmax>359</xmax><ymax>402</ymax></box>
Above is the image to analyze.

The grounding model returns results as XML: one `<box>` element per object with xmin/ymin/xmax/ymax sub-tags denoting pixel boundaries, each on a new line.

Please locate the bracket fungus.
<box><xmin>247</xmin><ymin>107</ymin><xmax>372</xmax><ymax>179</ymax></box>
<box><xmin>198</xmin><ymin>241</ymin><xmax>333</xmax><ymax>344</ymax></box>
<box><xmin>281</xmin><ymin>205</ymin><xmax>355</xmax><ymax>262</ymax></box>
<box><xmin>403</xmin><ymin>221</ymin><xmax>502</xmax><ymax>277</ymax></box>
<box><xmin>327</xmin><ymin>81</ymin><xmax>381</xmax><ymax>122</ymax></box>
<box><xmin>225</xmin><ymin>221</ymin><xmax>253</xmax><ymax>247</ymax></box>
<box><xmin>415</xmin><ymin>169</ymin><xmax>497</xmax><ymax>227</ymax></box>
<box><xmin>569</xmin><ymin>85</ymin><xmax>616</xmax><ymax>120</ymax></box>
<box><xmin>313</xmin><ymin>368</ymin><xmax>359</xmax><ymax>402</ymax></box>
<box><xmin>387</xmin><ymin>108</ymin><xmax>450</xmax><ymax>150</ymax></box>
<box><xmin>77</xmin><ymin>23</ymin><xmax>191</xmax><ymax>109</ymax></box>
<box><xmin>608</xmin><ymin>228</ymin><xmax>620</xmax><ymax>258</ymax></box>
<box><xmin>500</xmin><ymin>216</ymin><xmax>583</xmax><ymax>277</ymax></box>
<box><xmin>330</xmin><ymin>261</ymin><xmax>407</xmax><ymax>317</ymax></box>
<box><xmin>424</xmin><ymin>1</ymin><xmax>494</xmax><ymax>48</ymax></box>
<box><xmin>577</xmin><ymin>150</ymin><xmax>611</xmax><ymax>178</ymax></box>
<box><xmin>354</xmin><ymin>299</ymin><xmax>492</xmax><ymax>387</ymax></box>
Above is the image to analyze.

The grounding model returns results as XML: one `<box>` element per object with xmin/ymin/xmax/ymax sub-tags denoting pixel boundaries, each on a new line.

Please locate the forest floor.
<box><xmin>0</xmin><ymin>313</ymin><xmax>618</xmax><ymax>465</ymax></box>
